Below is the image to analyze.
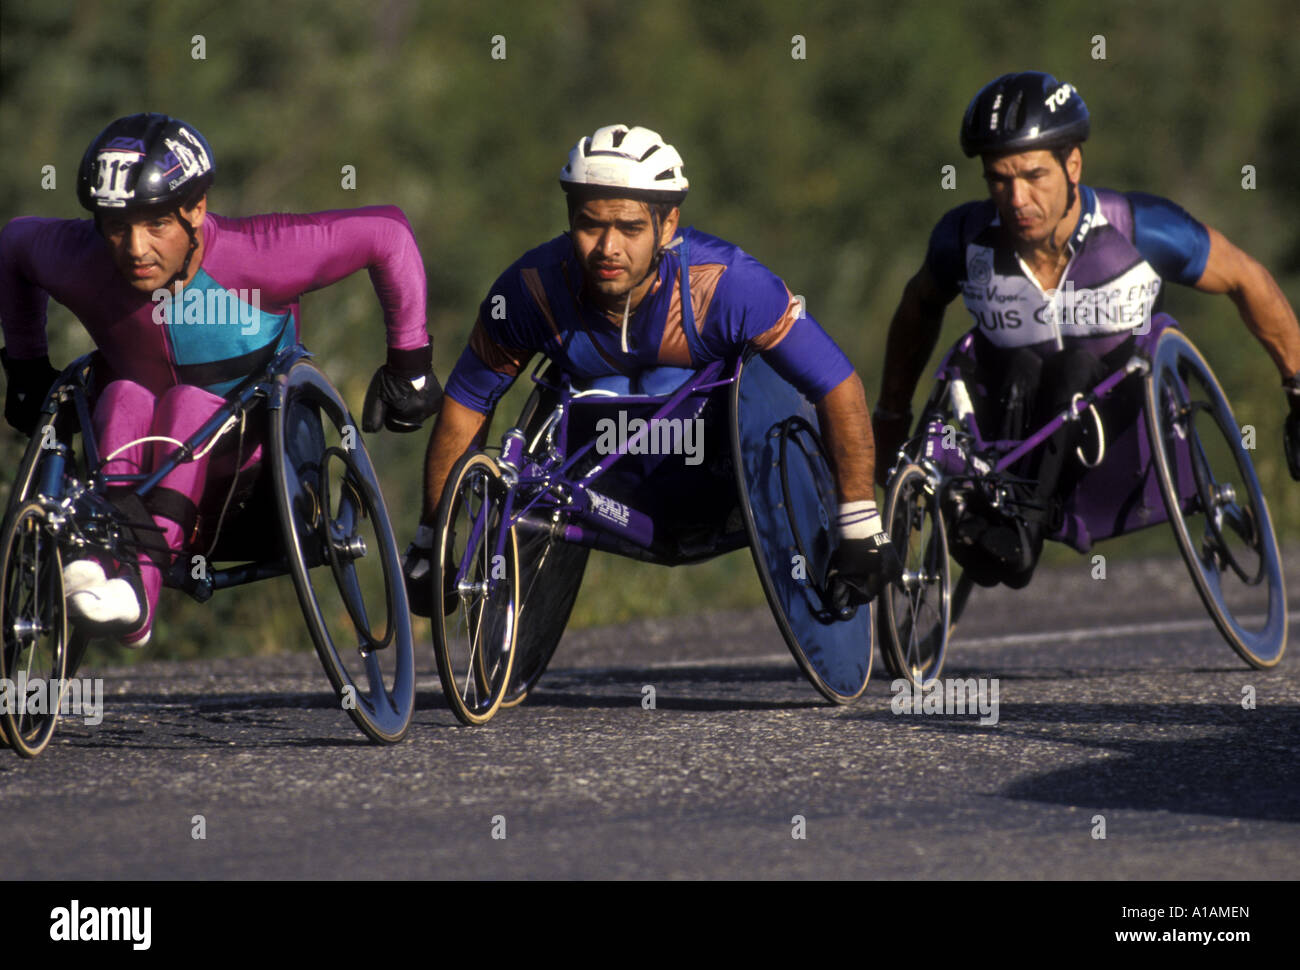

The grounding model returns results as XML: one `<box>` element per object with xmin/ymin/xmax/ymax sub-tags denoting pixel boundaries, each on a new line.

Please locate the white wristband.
<box><xmin>837</xmin><ymin>500</ymin><xmax>882</xmax><ymax>539</ymax></box>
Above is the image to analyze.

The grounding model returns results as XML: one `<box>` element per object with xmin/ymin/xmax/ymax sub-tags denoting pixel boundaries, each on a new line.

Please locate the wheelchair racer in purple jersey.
<box><xmin>872</xmin><ymin>71</ymin><xmax>1300</xmax><ymax>587</ymax></box>
<box><xmin>0</xmin><ymin>113</ymin><xmax>442</xmax><ymax>646</ymax></box>
<box><xmin>405</xmin><ymin>124</ymin><xmax>901</xmax><ymax>616</ymax></box>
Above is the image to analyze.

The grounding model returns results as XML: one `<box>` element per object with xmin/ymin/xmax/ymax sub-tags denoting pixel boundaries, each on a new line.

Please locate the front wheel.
<box><xmin>878</xmin><ymin>463</ymin><xmax>952</xmax><ymax>687</ymax></box>
<box><xmin>432</xmin><ymin>452</ymin><xmax>519</xmax><ymax>725</ymax></box>
<box><xmin>1143</xmin><ymin>328</ymin><xmax>1286</xmax><ymax>668</ymax></box>
<box><xmin>0</xmin><ymin>501</ymin><xmax>68</xmax><ymax>757</ymax></box>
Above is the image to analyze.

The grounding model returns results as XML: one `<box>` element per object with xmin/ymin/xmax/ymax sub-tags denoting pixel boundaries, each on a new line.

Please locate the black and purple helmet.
<box><xmin>77</xmin><ymin>113</ymin><xmax>215</xmax><ymax>214</ymax></box>
<box><xmin>960</xmin><ymin>72</ymin><xmax>1090</xmax><ymax>159</ymax></box>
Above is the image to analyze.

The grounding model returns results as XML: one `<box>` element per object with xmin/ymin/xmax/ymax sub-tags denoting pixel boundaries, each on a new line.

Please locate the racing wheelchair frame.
<box><xmin>877</xmin><ymin>312</ymin><xmax>1287</xmax><ymax>687</ymax></box>
<box><xmin>428</xmin><ymin>351</ymin><xmax>876</xmax><ymax>725</ymax></box>
<box><xmin>0</xmin><ymin>346</ymin><xmax>415</xmax><ymax>756</ymax></box>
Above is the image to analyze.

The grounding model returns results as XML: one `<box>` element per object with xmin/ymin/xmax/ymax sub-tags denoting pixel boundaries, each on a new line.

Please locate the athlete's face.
<box><xmin>101</xmin><ymin>198</ymin><xmax>206</xmax><ymax>293</ymax></box>
<box><xmin>982</xmin><ymin>148</ymin><xmax>1081</xmax><ymax>247</ymax></box>
<box><xmin>570</xmin><ymin>198</ymin><xmax>679</xmax><ymax>307</ymax></box>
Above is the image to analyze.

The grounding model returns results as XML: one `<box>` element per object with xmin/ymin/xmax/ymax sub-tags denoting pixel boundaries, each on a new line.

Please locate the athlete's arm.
<box><xmin>0</xmin><ymin>218</ymin><xmax>61</xmax><ymax>360</ymax></box>
<box><xmin>876</xmin><ymin>262</ymin><xmax>953</xmax><ymax>414</ymax></box>
<box><xmin>1192</xmin><ymin>225</ymin><xmax>1300</xmax><ymax>377</ymax></box>
<box><xmin>815</xmin><ymin>372</ymin><xmax>874</xmax><ymax>503</ymax></box>
<box><xmin>237</xmin><ymin>207</ymin><xmax>431</xmax><ymax>353</ymax></box>
<box><xmin>420</xmin><ymin>397</ymin><xmax>492</xmax><ymax>522</ymax></box>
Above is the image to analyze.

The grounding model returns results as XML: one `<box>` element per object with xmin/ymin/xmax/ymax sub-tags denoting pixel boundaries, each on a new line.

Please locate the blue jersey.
<box><xmin>445</xmin><ymin>226</ymin><xmax>854</xmax><ymax>413</ymax></box>
<box><xmin>924</xmin><ymin>186</ymin><xmax>1210</xmax><ymax>349</ymax></box>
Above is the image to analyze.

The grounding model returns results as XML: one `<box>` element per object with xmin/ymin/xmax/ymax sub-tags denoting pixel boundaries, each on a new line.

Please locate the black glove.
<box><xmin>362</xmin><ymin>342</ymin><xmax>442</xmax><ymax>433</ymax></box>
<box><xmin>1</xmin><ymin>348</ymin><xmax>60</xmax><ymax>437</ymax></box>
<box><xmin>871</xmin><ymin>405</ymin><xmax>912</xmax><ymax>488</ymax></box>
<box><xmin>826</xmin><ymin>533</ymin><xmax>904</xmax><ymax>612</ymax></box>
<box><xmin>403</xmin><ymin>523</ymin><xmax>460</xmax><ymax>618</ymax></box>
<box><xmin>403</xmin><ymin>524</ymin><xmax>436</xmax><ymax>618</ymax></box>
<box><xmin>1284</xmin><ymin>377</ymin><xmax>1300</xmax><ymax>481</ymax></box>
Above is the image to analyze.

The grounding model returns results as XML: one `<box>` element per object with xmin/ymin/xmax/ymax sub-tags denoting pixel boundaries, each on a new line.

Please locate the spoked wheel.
<box><xmin>272</xmin><ymin>361</ymin><xmax>416</xmax><ymax>743</ymax></box>
<box><xmin>500</xmin><ymin>511</ymin><xmax>587</xmax><ymax>707</ymax></box>
<box><xmin>433</xmin><ymin>452</ymin><xmax>519</xmax><ymax>725</ymax></box>
<box><xmin>1143</xmin><ymin>328</ymin><xmax>1286</xmax><ymax>668</ymax></box>
<box><xmin>878</xmin><ymin>462</ymin><xmax>951</xmax><ymax>687</ymax></box>
<box><xmin>0</xmin><ymin>501</ymin><xmax>68</xmax><ymax>757</ymax></box>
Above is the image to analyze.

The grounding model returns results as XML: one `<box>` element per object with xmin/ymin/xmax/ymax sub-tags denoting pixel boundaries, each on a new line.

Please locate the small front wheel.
<box><xmin>432</xmin><ymin>452</ymin><xmax>519</xmax><ymax>725</ymax></box>
<box><xmin>0</xmin><ymin>501</ymin><xmax>68</xmax><ymax>757</ymax></box>
<box><xmin>878</xmin><ymin>463</ymin><xmax>952</xmax><ymax>687</ymax></box>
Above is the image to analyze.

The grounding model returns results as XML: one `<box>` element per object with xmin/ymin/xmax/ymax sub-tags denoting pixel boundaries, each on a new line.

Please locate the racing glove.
<box><xmin>362</xmin><ymin>342</ymin><xmax>443</xmax><ymax>433</ymax></box>
<box><xmin>871</xmin><ymin>405</ymin><xmax>912</xmax><ymax>488</ymax></box>
<box><xmin>1284</xmin><ymin>372</ymin><xmax>1300</xmax><ymax>481</ymax></box>
<box><xmin>826</xmin><ymin>533</ymin><xmax>904</xmax><ymax>611</ymax></box>
<box><xmin>1</xmin><ymin>348</ymin><xmax>59</xmax><ymax>438</ymax></box>
<box><xmin>402</xmin><ymin>523</ymin><xmax>459</xmax><ymax>618</ymax></box>
<box><xmin>403</xmin><ymin>524</ymin><xmax>436</xmax><ymax>618</ymax></box>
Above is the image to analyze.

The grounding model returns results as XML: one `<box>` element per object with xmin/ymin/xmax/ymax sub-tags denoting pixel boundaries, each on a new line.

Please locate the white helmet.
<box><xmin>559</xmin><ymin>124</ymin><xmax>688</xmax><ymax>203</ymax></box>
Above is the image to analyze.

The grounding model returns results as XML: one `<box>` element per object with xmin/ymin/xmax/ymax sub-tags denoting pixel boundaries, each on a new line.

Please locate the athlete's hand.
<box><xmin>826</xmin><ymin>533</ymin><xmax>903</xmax><ymax>612</ymax></box>
<box><xmin>871</xmin><ymin>405</ymin><xmax>912</xmax><ymax>487</ymax></box>
<box><xmin>402</xmin><ymin>524</ymin><xmax>436</xmax><ymax>618</ymax></box>
<box><xmin>1</xmin><ymin>349</ymin><xmax>60</xmax><ymax>438</ymax></box>
<box><xmin>1284</xmin><ymin>390</ymin><xmax>1300</xmax><ymax>481</ymax></box>
<box><xmin>363</xmin><ymin>343</ymin><xmax>443</xmax><ymax>433</ymax></box>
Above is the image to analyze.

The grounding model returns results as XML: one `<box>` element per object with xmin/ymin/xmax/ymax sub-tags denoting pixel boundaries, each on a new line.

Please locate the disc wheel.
<box><xmin>0</xmin><ymin>501</ymin><xmax>68</xmax><ymax>757</ymax></box>
<box><xmin>1143</xmin><ymin>328</ymin><xmax>1286</xmax><ymax>668</ymax></box>
<box><xmin>878</xmin><ymin>462</ymin><xmax>952</xmax><ymax>687</ymax></box>
<box><xmin>272</xmin><ymin>361</ymin><xmax>416</xmax><ymax>743</ymax></box>
<box><xmin>432</xmin><ymin>452</ymin><xmax>519</xmax><ymax>725</ymax></box>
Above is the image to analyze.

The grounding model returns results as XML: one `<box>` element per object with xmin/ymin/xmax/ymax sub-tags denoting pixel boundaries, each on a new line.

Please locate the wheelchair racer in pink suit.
<box><xmin>0</xmin><ymin>113</ymin><xmax>442</xmax><ymax>646</ymax></box>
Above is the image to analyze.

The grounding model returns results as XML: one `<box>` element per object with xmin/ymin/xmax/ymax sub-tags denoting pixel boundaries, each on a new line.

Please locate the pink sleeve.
<box><xmin>220</xmin><ymin>207</ymin><xmax>429</xmax><ymax>351</ymax></box>
<box><xmin>0</xmin><ymin>218</ymin><xmax>60</xmax><ymax>359</ymax></box>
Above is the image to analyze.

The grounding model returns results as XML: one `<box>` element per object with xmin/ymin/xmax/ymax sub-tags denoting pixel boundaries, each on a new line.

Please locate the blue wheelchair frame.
<box><xmin>0</xmin><ymin>346</ymin><xmax>415</xmax><ymax>755</ymax></box>
<box><xmin>431</xmin><ymin>350</ymin><xmax>876</xmax><ymax>725</ymax></box>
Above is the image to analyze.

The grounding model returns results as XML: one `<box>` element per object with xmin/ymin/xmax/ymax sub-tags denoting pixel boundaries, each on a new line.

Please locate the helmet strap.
<box><xmin>160</xmin><ymin>205</ymin><xmax>201</xmax><ymax>291</ymax></box>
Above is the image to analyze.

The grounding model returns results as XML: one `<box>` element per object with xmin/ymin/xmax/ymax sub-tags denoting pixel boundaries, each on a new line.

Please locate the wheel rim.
<box><xmin>0</xmin><ymin>502</ymin><xmax>68</xmax><ymax>757</ymax></box>
<box><xmin>1145</xmin><ymin>330</ymin><xmax>1286</xmax><ymax>667</ymax></box>
<box><xmin>433</xmin><ymin>454</ymin><xmax>517</xmax><ymax>725</ymax></box>
<box><xmin>273</xmin><ymin>363</ymin><xmax>415</xmax><ymax>742</ymax></box>
<box><xmin>881</xmin><ymin>464</ymin><xmax>951</xmax><ymax>687</ymax></box>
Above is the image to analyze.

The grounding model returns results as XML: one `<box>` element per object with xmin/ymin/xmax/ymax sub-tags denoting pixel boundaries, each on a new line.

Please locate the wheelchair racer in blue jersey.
<box><xmin>406</xmin><ymin>124</ymin><xmax>902</xmax><ymax>615</ymax></box>
<box><xmin>872</xmin><ymin>71</ymin><xmax>1300</xmax><ymax>587</ymax></box>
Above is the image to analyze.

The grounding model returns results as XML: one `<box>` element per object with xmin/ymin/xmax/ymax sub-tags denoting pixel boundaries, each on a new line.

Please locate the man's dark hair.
<box><xmin>565</xmin><ymin>191</ymin><xmax>679</xmax><ymax>230</ymax></box>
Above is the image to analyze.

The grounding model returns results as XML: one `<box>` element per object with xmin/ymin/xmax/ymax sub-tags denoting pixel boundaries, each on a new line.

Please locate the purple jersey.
<box><xmin>924</xmin><ymin>186</ymin><xmax>1211</xmax><ymax>350</ymax></box>
<box><xmin>0</xmin><ymin>206</ymin><xmax>429</xmax><ymax>395</ymax></box>
<box><xmin>445</xmin><ymin>226</ymin><xmax>854</xmax><ymax>413</ymax></box>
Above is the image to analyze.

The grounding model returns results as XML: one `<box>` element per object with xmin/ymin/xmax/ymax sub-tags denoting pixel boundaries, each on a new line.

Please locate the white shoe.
<box><xmin>63</xmin><ymin>559</ymin><xmax>108</xmax><ymax>596</ymax></box>
<box><xmin>68</xmin><ymin>578</ymin><xmax>142</xmax><ymax>626</ymax></box>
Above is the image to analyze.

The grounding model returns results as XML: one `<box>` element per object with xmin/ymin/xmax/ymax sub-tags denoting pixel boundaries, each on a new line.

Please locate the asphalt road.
<box><xmin>1</xmin><ymin>552</ymin><xmax>1297</xmax><ymax>881</ymax></box>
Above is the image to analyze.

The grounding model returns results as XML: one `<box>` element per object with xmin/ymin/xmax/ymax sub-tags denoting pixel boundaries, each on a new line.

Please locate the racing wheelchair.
<box><xmin>877</xmin><ymin>312</ymin><xmax>1287</xmax><ymax>687</ymax></box>
<box><xmin>0</xmin><ymin>347</ymin><xmax>415</xmax><ymax>756</ymax></box>
<box><xmin>428</xmin><ymin>351</ymin><xmax>876</xmax><ymax>725</ymax></box>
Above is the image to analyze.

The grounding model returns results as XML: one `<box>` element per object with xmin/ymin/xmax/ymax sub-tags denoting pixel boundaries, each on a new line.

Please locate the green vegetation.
<box><xmin>2</xmin><ymin>0</ymin><xmax>1298</xmax><ymax>661</ymax></box>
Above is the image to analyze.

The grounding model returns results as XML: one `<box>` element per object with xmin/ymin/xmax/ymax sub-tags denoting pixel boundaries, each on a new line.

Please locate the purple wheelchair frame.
<box><xmin>915</xmin><ymin>312</ymin><xmax>1192</xmax><ymax>552</ymax></box>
